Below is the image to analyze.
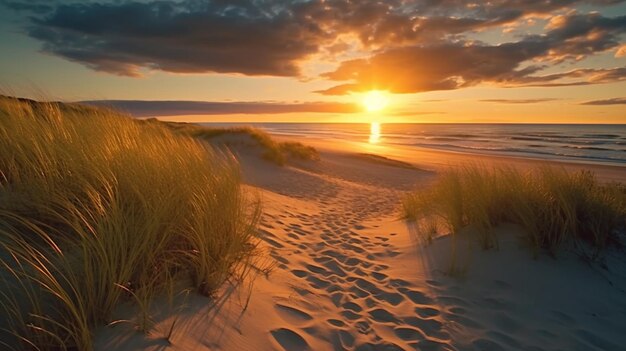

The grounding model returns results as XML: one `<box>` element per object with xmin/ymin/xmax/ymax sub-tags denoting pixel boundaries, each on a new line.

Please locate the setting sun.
<box><xmin>361</xmin><ymin>91</ymin><xmax>389</xmax><ymax>113</ymax></box>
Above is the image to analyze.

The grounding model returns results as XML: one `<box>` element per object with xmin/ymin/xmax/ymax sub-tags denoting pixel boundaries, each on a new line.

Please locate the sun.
<box><xmin>361</xmin><ymin>90</ymin><xmax>389</xmax><ymax>112</ymax></box>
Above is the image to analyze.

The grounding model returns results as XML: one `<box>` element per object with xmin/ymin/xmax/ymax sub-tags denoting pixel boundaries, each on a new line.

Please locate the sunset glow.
<box><xmin>362</xmin><ymin>91</ymin><xmax>389</xmax><ymax>113</ymax></box>
<box><xmin>369</xmin><ymin>122</ymin><xmax>381</xmax><ymax>144</ymax></box>
<box><xmin>0</xmin><ymin>1</ymin><xmax>624</xmax><ymax>123</ymax></box>
<box><xmin>1</xmin><ymin>3</ymin><xmax>625</xmax><ymax>350</ymax></box>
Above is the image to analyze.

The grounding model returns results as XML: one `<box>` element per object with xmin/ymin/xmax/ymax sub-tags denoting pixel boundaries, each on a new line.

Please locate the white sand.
<box><xmin>95</xmin><ymin>141</ymin><xmax>626</xmax><ymax>351</ymax></box>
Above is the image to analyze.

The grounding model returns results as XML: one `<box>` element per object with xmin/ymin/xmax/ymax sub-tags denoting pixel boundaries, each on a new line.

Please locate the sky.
<box><xmin>0</xmin><ymin>0</ymin><xmax>625</xmax><ymax>123</ymax></box>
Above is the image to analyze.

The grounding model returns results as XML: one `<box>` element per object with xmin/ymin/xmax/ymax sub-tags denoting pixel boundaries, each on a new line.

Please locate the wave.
<box><xmin>507</xmin><ymin>136</ymin><xmax>621</xmax><ymax>146</ymax></box>
<box><xmin>398</xmin><ymin>142</ymin><xmax>626</xmax><ymax>164</ymax></box>
<box><xmin>580</xmin><ymin>134</ymin><xmax>620</xmax><ymax>139</ymax></box>
<box><xmin>259</xmin><ymin>123</ymin><xmax>626</xmax><ymax>166</ymax></box>
<box><xmin>562</xmin><ymin>145</ymin><xmax>613</xmax><ymax>151</ymax></box>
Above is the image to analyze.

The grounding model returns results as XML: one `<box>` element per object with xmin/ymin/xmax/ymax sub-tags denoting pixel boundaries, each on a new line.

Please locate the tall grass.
<box><xmin>162</xmin><ymin>122</ymin><xmax>319</xmax><ymax>165</ymax></box>
<box><xmin>0</xmin><ymin>97</ymin><xmax>261</xmax><ymax>350</ymax></box>
<box><xmin>404</xmin><ymin>165</ymin><xmax>625</xmax><ymax>259</ymax></box>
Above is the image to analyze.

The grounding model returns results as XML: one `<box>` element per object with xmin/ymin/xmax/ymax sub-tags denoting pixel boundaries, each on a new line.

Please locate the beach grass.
<box><xmin>162</xmin><ymin>122</ymin><xmax>319</xmax><ymax>165</ymax></box>
<box><xmin>0</xmin><ymin>97</ymin><xmax>261</xmax><ymax>350</ymax></box>
<box><xmin>404</xmin><ymin>165</ymin><xmax>626</xmax><ymax>258</ymax></box>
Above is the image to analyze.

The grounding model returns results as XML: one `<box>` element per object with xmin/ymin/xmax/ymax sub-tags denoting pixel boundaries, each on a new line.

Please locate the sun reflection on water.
<box><xmin>369</xmin><ymin>122</ymin><xmax>381</xmax><ymax>144</ymax></box>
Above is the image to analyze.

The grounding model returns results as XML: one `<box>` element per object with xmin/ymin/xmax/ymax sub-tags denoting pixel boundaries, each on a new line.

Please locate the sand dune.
<box><xmin>95</xmin><ymin>144</ymin><xmax>626</xmax><ymax>351</ymax></box>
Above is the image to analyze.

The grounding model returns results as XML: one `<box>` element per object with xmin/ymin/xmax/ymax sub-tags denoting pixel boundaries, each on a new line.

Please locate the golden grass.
<box><xmin>0</xmin><ymin>97</ymin><xmax>261</xmax><ymax>350</ymax></box>
<box><xmin>404</xmin><ymin>165</ymin><xmax>626</xmax><ymax>259</ymax></box>
<box><xmin>161</xmin><ymin>122</ymin><xmax>319</xmax><ymax>165</ymax></box>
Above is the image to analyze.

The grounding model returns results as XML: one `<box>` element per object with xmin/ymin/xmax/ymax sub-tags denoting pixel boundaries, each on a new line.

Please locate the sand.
<box><xmin>95</xmin><ymin>138</ymin><xmax>626</xmax><ymax>351</ymax></box>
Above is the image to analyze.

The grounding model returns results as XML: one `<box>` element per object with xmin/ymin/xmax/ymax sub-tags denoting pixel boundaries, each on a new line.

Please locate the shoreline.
<box><xmin>271</xmin><ymin>134</ymin><xmax>626</xmax><ymax>183</ymax></box>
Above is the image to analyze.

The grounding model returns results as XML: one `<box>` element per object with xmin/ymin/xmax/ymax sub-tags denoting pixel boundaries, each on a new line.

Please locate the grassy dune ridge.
<box><xmin>0</xmin><ymin>97</ymin><xmax>262</xmax><ymax>350</ymax></box>
<box><xmin>162</xmin><ymin>121</ymin><xmax>320</xmax><ymax>165</ymax></box>
<box><xmin>404</xmin><ymin>165</ymin><xmax>626</xmax><ymax>260</ymax></box>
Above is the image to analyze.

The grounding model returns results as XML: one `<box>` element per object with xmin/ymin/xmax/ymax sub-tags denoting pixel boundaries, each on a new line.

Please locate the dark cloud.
<box><xmin>4</xmin><ymin>0</ymin><xmax>625</xmax><ymax>92</ymax></box>
<box><xmin>480</xmin><ymin>99</ymin><xmax>560</xmax><ymax>103</ymax></box>
<box><xmin>319</xmin><ymin>11</ymin><xmax>626</xmax><ymax>94</ymax></box>
<box><xmin>541</xmin><ymin>12</ymin><xmax>626</xmax><ymax>61</ymax></box>
<box><xmin>300</xmin><ymin>0</ymin><xmax>623</xmax><ymax>47</ymax></box>
<box><xmin>317</xmin><ymin>42</ymin><xmax>544</xmax><ymax>94</ymax></box>
<box><xmin>580</xmin><ymin>97</ymin><xmax>626</xmax><ymax>105</ymax></box>
<box><xmin>25</xmin><ymin>1</ymin><xmax>331</xmax><ymax>76</ymax></box>
<box><xmin>1</xmin><ymin>0</ymin><xmax>53</xmax><ymax>14</ymax></box>
<box><xmin>508</xmin><ymin>67</ymin><xmax>626</xmax><ymax>87</ymax></box>
<box><xmin>80</xmin><ymin>100</ymin><xmax>360</xmax><ymax>117</ymax></box>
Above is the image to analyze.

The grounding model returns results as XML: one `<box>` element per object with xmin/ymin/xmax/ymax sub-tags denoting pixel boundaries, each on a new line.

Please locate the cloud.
<box><xmin>580</xmin><ymin>97</ymin><xmax>626</xmax><ymax>105</ymax></box>
<box><xmin>318</xmin><ymin>11</ymin><xmax>626</xmax><ymax>94</ymax></box>
<box><xmin>5</xmin><ymin>0</ymin><xmax>625</xmax><ymax>91</ymax></box>
<box><xmin>80</xmin><ymin>100</ymin><xmax>360</xmax><ymax>117</ymax></box>
<box><xmin>25</xmin><ymin>1</ymin><xmax>331</xmax><ymax>77</ymax></box>
<box><xmin>303</xmin><ymin>0</ymin><xmax>623</xmax><ymax>47</ymax></box>
<box><xmin>540</xmin><ymin>12</ymin><xmax>626</xmax><ymax>62</ymax></box>
<box><xmin>480</xmin><ymin>99</ymin><xmax>560</xmax><ymax>103</ymax></box>
<box><xmin>1</xmin><ymin>0</ymin><xmax>53</xmax><ymax>14</ymax></box>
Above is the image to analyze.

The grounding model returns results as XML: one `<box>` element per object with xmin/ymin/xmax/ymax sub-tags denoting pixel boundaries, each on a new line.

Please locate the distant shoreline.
<box><xmin>196</xmin><ymin>122</ymin><xmax>626</xmax><ymax>169</ymax></box>
<box><xmin>271</xmin><ymin>133</ymin><xmax>626</xmax><ymax>183</ymax></box>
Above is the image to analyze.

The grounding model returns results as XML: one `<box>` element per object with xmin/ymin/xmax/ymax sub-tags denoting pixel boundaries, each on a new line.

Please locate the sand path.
<box><xmin>253</xmin><ymin>159</ymin><xmax>449</xmax><ymax>351</ymax></box>
<box><xmin>248</xmin><ymin>152</ymin><xmax>626</xmax><ymax>351</ymax></box>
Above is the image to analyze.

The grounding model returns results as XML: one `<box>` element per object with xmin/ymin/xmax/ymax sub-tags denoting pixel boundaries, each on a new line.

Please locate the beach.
<box><xmin>3</xmin><ymin>0</ymin><xmax>626</xmax><ymax>349</ymax></box>
<box><xmin>95</xmin><ymin>135</ymin><xmax>626</xmax><ymax>351</ymax></box>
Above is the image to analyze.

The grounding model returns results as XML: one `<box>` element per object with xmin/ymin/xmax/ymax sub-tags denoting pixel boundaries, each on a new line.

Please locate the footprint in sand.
<box><xmin>371</xmin><ymin>272</ymin><xmax>387</xmax><ymax>281</ymax></box>
<box><xmin>394</xmin><ymin>327</ymin><xmax>425</xmax><ymax>341</ymax></box>
<box><xmin>342</xmin><ymin>301</ymin><xmax>363</xmax><ymax>313</ymax></box>
<box><xmin>416</xmin><ymin>306</ymin><xmax>440</xmax><ymax>318</ymax></box>
<box><xmin>337</xmin><ymin>330</ymin><xmax>356</xmax><ymax>348</ymax></box>
<box><xmin>403</xmin><ymin>316</ymin><xmax>449</xmax><ymax>340</ymax></box>
<box><xmin>375</xmin><ymin>291</ymin><xmax>404</xmax><ymax>306</ymax></box>
<box><xmin>291</xmin><ymin>269</ymin><xmax>308</xmax><ymax>278</ymax></box>
<box><xmin>271</xmin><ymin>254</ymin><xmax>289</xmax><ymax>264</ymax></box>
<box><xmin>305</xmin><ymin>263</ymin><xmax>331</xmax><ymax>276</ymax></box>
<box><xmin>354</xmin><ymin>320</ymin><xmax>372</xmax><ymax>334</ymax></box>
<box><xmin>355</xmin><ymin>342</ymin><xmax>404</xmax><ymax>351</ymax></box>
<box><xmin>341</xmin><ymin>309</ymin><xmax>362</xmax><ymax>320</ymax></box>
<box><xmin>306</xmin><ymin>275</ymin><xmax>331</xmax><ymax>289</ymax></box>
<box><xmin>368</xmin><ymin>308</ymin><xmax>398</xmax><ymax>323</ymax></box>
<box><xmin>274</xmin><ymin>304</ymin><xmax>313</xmax><ymax>325</ymax></box>
<box><xmin>390</xmin><ymin>278</ymin><xmax>410</xmax><ymax>288</ymax></box>
<box><xmin>264</xmin><ymin>237</ymin><xmax>285</xmax><ymax>248</ymax></box>
<box><xmin>349</xmin><ymin>285</ymin><xmax>370</xmax><ymax>298</ymax></box>
<box><xmin>327</xmin><ymin>318</ymin><xmax>345</xmax><ymax>327</ymax></box>
<box><xmin>401</xmin><ymin>289</ymin><xmax>434</xmax><ymax>305</ymax></box>
<box><xmin>270</xmin><ymin>328</ymin><xmax>310</xmax><ymax>351</ymax></box>
<box><xmin>321</xmin><ymin>258</ymin><xmax>348</xmax><ymax>277</ymax></box>
<box><xmin>355</xmin><ymin>278</ymin><xmax>383</xmax><ymax>295</ymax></box>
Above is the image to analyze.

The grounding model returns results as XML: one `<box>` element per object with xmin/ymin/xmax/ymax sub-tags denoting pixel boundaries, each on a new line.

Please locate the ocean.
<box><xmin>200</xmin><ymin>123</ymin><xmax>626</xmax><ymax>167</ymax></box>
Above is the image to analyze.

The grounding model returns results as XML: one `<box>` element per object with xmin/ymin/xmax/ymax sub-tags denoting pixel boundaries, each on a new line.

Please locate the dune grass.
<box><xmin>404</xmin><ymin>165</ymin><xmax>626</xmax><ymax>259</ymax></box>
<box><xmin>162</xmin><ymin>122</ymin><xmax>319</xmax><ymax>165</ymax></box>
<box><xmin>0</xmin><ymin>97</ymin><xmax>261</xmax><ymax>350</ymax></box>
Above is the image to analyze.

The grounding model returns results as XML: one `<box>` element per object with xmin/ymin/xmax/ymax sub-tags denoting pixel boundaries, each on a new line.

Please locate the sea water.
<box><xmin>201</xmin><ymin>123</ymin><xmax>626</xmax><ymax>167</ymax></box>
